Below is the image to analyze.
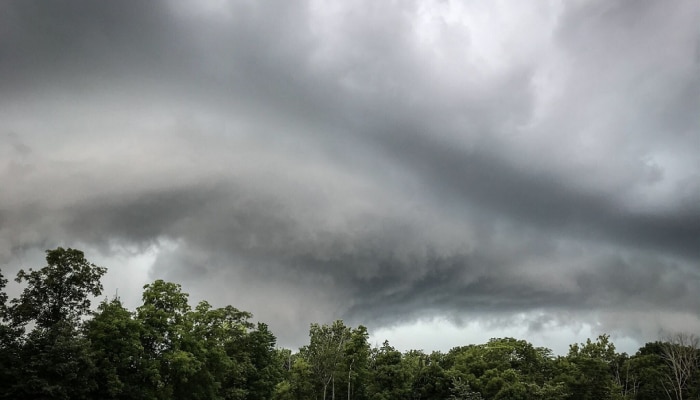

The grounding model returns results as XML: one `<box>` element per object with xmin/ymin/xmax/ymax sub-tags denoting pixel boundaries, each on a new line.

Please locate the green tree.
<box><xmin>345</xmin><ymin>326</ymin><xmax>371</xmax><ymax>400</ymax></box>
<box><xmin>630</xmin><ymin>342</ymin><xmax>672</xmax><ymax>400</ymax></box>
<box><xmin>409</xmin><ymin>351</ymin><xmax>452</xmax><ymax>400</ymax></box>
<box><xmin>559</xmin><ymin>334</ymin><xmax>621</xmax><ymax>400</ymax></box>
<box><xmin>85</xmin><ymin>298</ymin><xmax>148</xmax><ymax>400</ymax></box>
<box><xmin>10</xmin><ymin>248</ymin><xmax>107</xmax><ymax>328</ymax></box>
<box><xmin>0</xmin><ymin>270</ymin><xmax>7</xmax><ymax>318</ymax></box>
<box><xmin>6</xmin><ymin>248</ymin><xmax>105</xmax><ymax>399</ymax></box>
<box><xmin>449</xmin><ymin>376</ymin><xmax>483</xmax><ymax>400</ymax></box>
<box><xmin>446</xmin><ymin>344</ymin><xmax>488</xmax><ymax>394</ymax></box>
<box><xmin>220</xmin><ymin>307</ymin><xmax>258</xmax><ymax>400</ymax></box>
<box><xmin>611</xmin><ymin>352</ymin><xmax>638</xmax><ymax>399</ymax></box>
<box><xmin>444</xmin><ymin>338</ymin><xmax>564</xmax><ymax>400</ymax></box>
<box><xmin>190</xmin><ymin>301</ymin><xmax>252</xmax><ymax>400</ymax></box>
<box><xmin>245</xmin><ymin>322</ymin><xmax>283</xmax><ymax>400</ymax></box>
<box><xmin>0</xmin><ymin>270</ymin><xmax>21</xmax><ymax>399</ymax></box>
<box><xmin>367</xmin><ymin>340</ymin><xmax>412</xmax><ymax>400</ymax></box>
<box><xmin>273</xmin><ymin>356</ymin><xmax>316</xmax><ymax>400</ymax></box>
<box><xmin>136</xmin><ymin>280</ymin><xmax>200</xmax><ymax>400</ymax></box>
<box><xmin>302</xmin><ymin>320</ymin><xmax>352</xmax><ymax>400</ymax></box>
<box><xmin>13</xmin><ymin>320</ymin><xmax>96</xmax><ymax>399</ymax></box>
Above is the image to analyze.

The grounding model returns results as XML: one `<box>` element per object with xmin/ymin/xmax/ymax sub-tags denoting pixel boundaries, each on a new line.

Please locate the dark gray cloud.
<box><xmin>1</xmin><ymin>0</ymin><xmax>699</xmax><ymax>350</ymax></box>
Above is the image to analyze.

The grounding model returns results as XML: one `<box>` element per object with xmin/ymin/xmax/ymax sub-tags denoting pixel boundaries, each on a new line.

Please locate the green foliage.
<box><xmin>0</xmin><ymin>270</ymin><xmax>7</xmax><ymax>318</ymax></box>
<box><xmin>136</xmin><ymin>280</ymin><xmax>194</xmax><ymax>399</ymax></box>
<box><xmin>273</xmin><ymin>357</ymin><xmax>315</xmax><ymax>400</ymax></box>
<box><xmin>301</xmin><ymin>320</ymin><xmax>353</xmax><ymax>399</ymax></box>
<box><xmin>10</xmin><ymin>247</ymin><xmax>107</xmax><ymax>328</ymax></box>
<box><xmin>400</xmin><ymin>349</ymin><xmax>453</xmax><ymax>399</ymax></box>
<box><xmin>450</xmin><ymin>376</ymin><xmax>483</xmax><ymax>400</ymax></box>
<box><xmin>345</xmin><ymin>325</ymin><xmax>371</xmax><ymax>400</ymax></box>
<box><xmin>562</xmin><ymin>334</ymin><xmax>622</xmax><ymax>400</ymax></box>
<box><xmin>190</xmin><ymin>300</ymin><xmax>251</xmax><ymax>400</ymax></box>
<box><xmin>367</xmin><ymin>340</ymin><xmax>413</xmax><ymax>400</ymax></box>
<box><xmin>0</xmin><ymin>269</ymin><xmax>20</xmax><ymax>399</ymax></box>
<box><xmin>629</xmin><ymin>342</ymin><xmax>670</xmax><ymax>400</ymax></box>
<box><xmin>12</xmin><ymin>321</ymin><xmax>97</xmax><ymax>400</ymax></box>
<box><xmin>245</xmin><ymin>322</ymin><xmax>283</xmax><ymax>400</ymax></box>
<box><xmin>3</xmin><ymin>248</ymin><xmax>105</xmax><ymax>399</ymax></box>
<box><xmin>2</xmin><ymin>248</ymin><xmax>700</xmax><ymax>400</ymax></box>
<box><xmin>85</xmin><ymin>298</ymin><xmax>147</xmax><ymax>400</ymax></box>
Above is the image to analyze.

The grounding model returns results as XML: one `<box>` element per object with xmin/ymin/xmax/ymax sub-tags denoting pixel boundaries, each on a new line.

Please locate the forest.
<box><xmin>0</xmin><ymin>248</ymin><xmax>698</xmax><ymax>400</ymax></box>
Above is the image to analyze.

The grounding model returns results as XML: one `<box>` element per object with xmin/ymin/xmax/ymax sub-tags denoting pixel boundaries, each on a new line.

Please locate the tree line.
<box><xmin>1</xmin><ymin>248</ymin><xmax>698</xmax><ymax>400</ymax></box>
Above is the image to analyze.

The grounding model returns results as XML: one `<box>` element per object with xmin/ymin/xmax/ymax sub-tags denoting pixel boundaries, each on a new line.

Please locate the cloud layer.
<box><xmin>1</xmin><ymin>0</ymin><xmax>699</xmax><ymax>349</ymax></box>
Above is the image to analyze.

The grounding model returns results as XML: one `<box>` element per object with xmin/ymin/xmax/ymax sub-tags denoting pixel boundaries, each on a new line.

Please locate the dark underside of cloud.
<box><xmin>1</xmin><ymin>0</ymin><xmax>699</xmax><ymax>346</ymax></box>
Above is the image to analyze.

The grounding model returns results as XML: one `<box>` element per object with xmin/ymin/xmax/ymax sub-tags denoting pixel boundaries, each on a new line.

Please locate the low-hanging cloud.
<box><xmin>1</xmin><ymin>0</ymin><xmax>699</xmax><ymax>349</ymax></box>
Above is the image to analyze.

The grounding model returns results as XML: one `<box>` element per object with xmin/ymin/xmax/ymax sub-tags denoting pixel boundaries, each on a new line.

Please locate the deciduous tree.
<box><xmin>302</xmin><ymin>320</ymin><xmax>352</xmax><ymax>400</ymax></box>
<box><xmin>10</xmin><ymin>247</ymin><xmax>107</xmax><ymax>328</ymax></box>
<box><xmin>660</xmin><ymin>333</ymin><xmax>699</xmax><ymax>400</ymax></box>
<box><xmin>85</xmin><ymin>298</ymin><xmax>147</xmax><ymax>400</ymax></box>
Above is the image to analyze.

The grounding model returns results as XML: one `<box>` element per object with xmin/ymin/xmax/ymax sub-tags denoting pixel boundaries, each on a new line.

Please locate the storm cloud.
<box><xmin>1</xmin><ymin>0</ymin><xmax>699</xmax><ymax>351</ymax></box>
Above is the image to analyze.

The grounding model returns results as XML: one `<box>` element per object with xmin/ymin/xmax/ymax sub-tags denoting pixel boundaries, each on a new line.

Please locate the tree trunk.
<box><xmin>348</xmin><ymin>359</ymin><xmax>354</xmax><ymax>400</ymax></box>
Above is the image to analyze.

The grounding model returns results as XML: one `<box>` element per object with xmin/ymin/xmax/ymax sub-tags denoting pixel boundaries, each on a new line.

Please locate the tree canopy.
<box><xmin>1</xmin><ymin>247</ymin><xmax>698</xmax><ymax>400</ymax></box>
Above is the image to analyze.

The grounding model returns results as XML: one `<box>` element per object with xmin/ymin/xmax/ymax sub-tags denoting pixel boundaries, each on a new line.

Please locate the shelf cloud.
<box><xmin>1</xmin><ymin>0</ymin><xmax>699</xmax><ymax>350</ymax></box>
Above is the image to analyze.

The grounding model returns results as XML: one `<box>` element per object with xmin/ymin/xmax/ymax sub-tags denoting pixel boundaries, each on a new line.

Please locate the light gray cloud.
<box><xmin>1</xmin><ymin>0</ymin><xmax>699</xmax><ymax>349</ymax></box>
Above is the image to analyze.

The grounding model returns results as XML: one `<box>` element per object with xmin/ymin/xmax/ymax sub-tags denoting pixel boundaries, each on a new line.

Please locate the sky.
<box><xmin>1</xmin><ymin>0</ymin><xmax>699</xmax><ymax>355</ymax></box>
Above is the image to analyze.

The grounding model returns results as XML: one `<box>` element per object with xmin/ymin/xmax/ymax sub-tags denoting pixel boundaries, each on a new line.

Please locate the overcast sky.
<box><xmin>1</xmin><ymin>0</ymin><xmax>699</xmax><ymax>354</ymax></box>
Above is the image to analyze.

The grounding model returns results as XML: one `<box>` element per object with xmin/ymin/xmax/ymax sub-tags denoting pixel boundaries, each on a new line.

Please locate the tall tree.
<box><xmin>245</xmin><ymin>322</ymin><xmax>283</xmax><ymax>400</ymax></box>
<box><xmin>10</xmin><ymin>247</ymin><xmax>107</xmax><ymax>328</ymax></box>
<box><xmin>560</xmin><ymin>334</ymin><xmax>620</xmax><ymax>400</ymax></box>
<box><xmin>13</xmin><ymin>320</ymin><xmax>97</xmax><ymax>400</ymax></box>
<box><xmin>85</xmin><ymin>298</ymin><xmax>148</xmax><ymax>400</ymax></box>
<box><xmin>345</xmin><ymin>326</ymin><xmax>371</xmax><ymax>400</ymax></box>
<box><xmin>630</xmin><ymin>342</ymin><xmax>672</xmax><ymax>400</ymax></box>
<box><xmin>405</xmin><ymin>350</ymin><xmax>452</xmax><ymax>400</ymax></box>
<box><xmin>191</xmin><ymin>301</ymin><xmax>252</xmax><ymax>400</ymax></box>
<box><xmin>0</xmin><ymin>270</ymin><xmax>7</xmax><ymax>320</ymax></box>
<box><xmin>302</xmin><ymin>320</ymin><xmax>352</xmax><ymax>400</ymax></box>
<box><xmin>136</xmin><ymin>280</ymin><xmax>200</xmax><ymax>400</ymax></box>
<box><xmin>272</xmin><ymin>356</ymin><xmax>316</xmax><ymax>400</ymax></box>
<box><xmin>660</xmin><ymin>333</ymin><xmax>700</xmax><ymax>400</ymax></box>
<box><xmin>367</xmin><ymin>340</ymin><xmax>412</xmax><ymax>400</ymax></box>
<box><xmin>449</xmin><ymin>376</ymin><xmax>483</xmax><ymax>400</ymax></box>
<box><xmin>0</xmin><ymin>270</ymin><xmax>21</xmax><ymax>399</ymax></box>
<box><xmin>6</xmin><ymin>248</ymin><xmax>106</xmax><ymax>400</ymax></box>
